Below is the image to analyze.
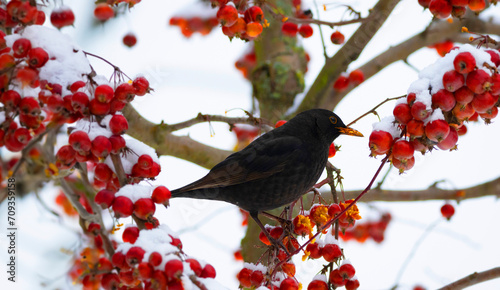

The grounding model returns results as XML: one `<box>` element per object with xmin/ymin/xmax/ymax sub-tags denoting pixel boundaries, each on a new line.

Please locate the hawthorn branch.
<box><xmin>316</xmin><ymin>175</ymin><xmax>500</xmax><ymax>202</ymax></box>
<box><xmin>166</xmin><ymin>112</ymin><xmax>273</xmax><ymax>132</ymax></box>
<box><xmin>122</xmin><ymin>104</ymin><xmax>232</xmax><ymax>169</ymax></box>
<box><xmin>321</xmin><ymin>16</ymin><xmax>500</xmax><ymax>110</ymax></box>
<box><xmin>437</xmin><ymin>266</ymin><xmax>500</xmax><ymax>290</ymax></box>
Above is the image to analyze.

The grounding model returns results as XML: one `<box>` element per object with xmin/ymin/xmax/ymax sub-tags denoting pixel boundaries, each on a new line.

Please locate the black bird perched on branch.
<box><xmin>170</xmin><ymin>109</ymin><xmax>363</xmax><ymax>246</ymax></box>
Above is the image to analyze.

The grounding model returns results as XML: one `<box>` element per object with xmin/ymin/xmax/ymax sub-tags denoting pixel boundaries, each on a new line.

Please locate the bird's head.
<box><xmin>293</xmin><ymin>109</ymin><xmax>363</xmax><ymax>143</ymax></box>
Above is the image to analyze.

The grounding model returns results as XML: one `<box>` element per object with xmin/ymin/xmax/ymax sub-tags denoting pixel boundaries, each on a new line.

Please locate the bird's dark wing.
<box><xmin>172</xmin><ymin>135</ymin><xmax>304</xmax><ymax>193</ymax></box>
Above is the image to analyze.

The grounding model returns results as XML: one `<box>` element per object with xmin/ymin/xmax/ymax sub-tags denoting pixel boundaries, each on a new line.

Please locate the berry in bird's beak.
<box><xmin>337</xmin><ymin>127</ymin><xmax>363</xmax><ymax>137</ymax></box>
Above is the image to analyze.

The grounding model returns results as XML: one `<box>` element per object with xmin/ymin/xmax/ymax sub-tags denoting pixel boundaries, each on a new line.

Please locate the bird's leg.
<box><xmin>261</xmin><ymin>211</ymin><xmax>292</xmax><ymax>228</ymax></box>
<box><xmin>249</xmin><ymin>211</ymin><xmax>290</xmax><ymax>255</ymax></box>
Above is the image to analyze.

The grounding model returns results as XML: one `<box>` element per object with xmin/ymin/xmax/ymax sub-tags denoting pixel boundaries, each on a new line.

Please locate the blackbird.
<box><xmin>171</xmin><ymin>109</ymin><xmax>362</xmax><ymax>245</ymax></box>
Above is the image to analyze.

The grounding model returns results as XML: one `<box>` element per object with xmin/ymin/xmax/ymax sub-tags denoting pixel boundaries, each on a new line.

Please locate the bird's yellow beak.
<box><xmin>337</xmin><ymin>127</ymin><xmax>363</xmax><ymax>137</ymax></box>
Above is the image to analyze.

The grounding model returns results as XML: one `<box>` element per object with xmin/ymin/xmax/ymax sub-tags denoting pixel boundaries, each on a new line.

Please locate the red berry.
<box><xmin>89</xmin><ymin>99</ymin><xmax>110</xmax><ymax>115</ymax></box>
<box><xmin>149</xmin><ymin>252</ymin><xmax>162</xmax><ymax>266</ymax></box>
<box><xmin>94</xmin><ymin>3</ymin><xmax>114</xmax><ymax>21</ymax></box>
<box><xmin>298</xmin><ymin>24</ymin><xmax>313</xmax><ymax>38</ymax></box>
<box><xmin>108</xmin><ymin>114</ymin><xmax>128</xmax><ymax>135</ymax></box>
<box><xmin>428</xmin><ymin>0</ymin><xmax>452</xmax><ymax>19</ymax></box>
<box><xmin>280</xmin><ymin>277</ymin><xmax>299</xmax><ymax>290</ymax></box>
<box><xmin>95</xmin><ymin>84</ymin><xmax>114</xmax><ymax>103</ymax></box>
<box><xmin>246</xmin><ymin>22</ymin><xmax>263</xmax><ymax>37</ymax></box>
<box><xmin>71</xmin><ymin>92</ymin><xmax>90</xmax><ymax>112</ymax></box>
<box><xmin>490</xmin><ymin>74</ymin><xmax>500</xmax><ymax>96</ymax></box>
<box><xmin>55</xmin><ymin>145</ymin><xmax>76</xmax><ymax>169</ymax></box>
<box><xmin>345</xmin><ymin>278</ymin><xmax>361</xmax><ymax>290</ymax></box>
<box><xmin>237</xmin><ymin>268</ymin><xmax>252</xmax><ymax>288</ymax></box>
<box><xmin>486</xmin><ymin>50</ymin><xmax>500</xmax><ymax>67</ymax></box>
<box><xmin>164</xmin><ymin>259</ymin><xmax>183</xmax><ymax>280</ymax></box>
<box><xmin>407</xmin><ymin>93</ymin><xmax>416</xmax><ymax>105</ymax></box>
<box><xmin>411</xmin><ymin>101</ymin><xmax>431</xmax><ymax>121</ymax></box>
<box><xmin>442</xmin><ymin>70</ymin><xmax>464</xmax><ymax>92</ymax></box>
<box><xmin>95</xmin><ymin>189</ymin><xmax>115</xmax><ymax>209</ymax></box>
<box><xmin>101</xmin><ymin>273</ymin><xmax>120</xmax><ymax>290</ymax></box>
<box><xmin>126</xmin><ymin>246</ymin><xmax>145</xmax><ymax>266</ymax></box>
<box><xmin>393</xmin><ymin>156</ymin><xmax>415</xmax><ymax>173</ymax></box>
<box><xmin>468</xmin><ymin>0</ymin><xmax>486</xmax><ymax>11</ymax></box>
<box><xmin>186</xmin><ymin>258</ymin><xmax>202</xmax><ymax>276</ymax></box>
<box><xmin>450</xmin><ymin>0</ymin><xmax>468</xmax><ymax>6</ymax></box>
<box><xmin>330</xmin><ymin>31</ymin><xmax>345</xmax><ymax>44</ymax></box>
<box><xmin>112</xmin><ymin>196</ymin><xmax>134</xmax><ymax>218</ymax></box>
<box><xmin>328</xmin><ymin>143</ymin><xmax>336</xmax><ymax>158</ymax></box>
<box><xmin>114</xmin><ymin>83</ymin><xmax>136</xmax><ymax>102</ymax></box>
<box><xmin>451</xmin><ymin>6</ymin><xmax>466</xmax><ymax>18</ymax></box>
<box><xmin>454</xmin><ymin>52</ymin><xmax>476</xmax><ymax>74</ymax></box>
<box><xmin>134</xmin><ymin>198</ymin><xmax>156</xmax><ymax>220</ymax></box>
<box><xmin>393</xmin><ymin>103</ymin><xmax>412</xmax><ymax>125</ymax></box>
<box><xmin>12</xmin><ymin>38</ymin><xmax>31</xmax><ymax>58</ymax></box>
<box><xmin>132</xmin><ymin>76</ymin><xmax>150</xmax><ymax>96</ymax></box>
<box><xmin>244</xmin><ymin>6</ymin><xmax>264</xmax><ymax>22</ymax></box>
<box><xmin>348</xmin><ymin>69</ymin><xmax>365</xmax><ymax>86</ymax></box>
<box><xmin>452</xmin><ymin>102</ymin><xmax>476</xmax><ymax>121</ymax></box>
<box><xmin>479</xmin><ymin>106</ymin><xmax>498</xmax><ymax>123</ymax></box>
<box><xmin>109</xmin><ymin>135</ymin><xmax>126</xmax><ymax>153</ymax></box>
<box><xmin>28</xmin><ymin>47</ymin><xmax>49</xmax><ymax>68</ymax></box>
<box><xmin>440</xmin><ymin>203</ymin><xmax>455</xmax><ymax>219</ymax></box>
<box><xmin>123</xmin><ymin>33</ymin><xmax>137</xmax><ymax>47</ymax></box>
<box><xmin>152</xmin><ymin>186</ymin><xmax>171</xmax><ymax>204</ymax></box>
<box><xmin>282</xmin><ymin>22</ymin><xmax>299</xmax><ymax>37</ymax></box>
<box><xmin>466</xmin><ymin>69</ymin><xmax>492</xmax><ymax>94</ymax></box>
<box><xmin>200</xmin><ymin>264</ymin><xmax>216</xmax><ymax>278</ymax></box>
<box><xmin>307</xmin><ymin>280</ymin><xmax>328</xmax><ymax>290</ymax></box>
<box><xmin>91</xmin><ymin>135</ymin><xmax>112</xmax><ymax>158</ymax></box>
<box><xmin>425</xmin><ymin>119</ymin><xmax>450</xmax><ymax>142</ymax></box>
<box><xmin>137</xmin><ymin>154</ymin><xmax>153</xmax><ymax>169</ymax></box>
<box><xmin>275</xmin><ymin>120</ymin><xmax>287</xmax><ymax>128</ymax></box>
<box><xmin>70</xmin><ymin>81</ymin><xmax>86</xmax><ymax>93</ymax></box>
<box><xmin>94</xmin><ymin>163</ymin><xmax>113</xmax><ymax>182</ymax></box>
<box><xmin>2</xmin><ymin>90</ymin><xmax>21</xmax><ymax>111</ymax></box>
<box><xmin>418</xmin><ymin>0</ymin><xmax>431</xmax><ymax>8</ymax></box>
<box><xmin>329</xmin><ymin>269</ymin><xmax>347</xmax><ymax>287</ymax></box>
<box><xmin>122</xmin><ymin>226</ymin><xmax>140</xmax><ymax>244</ymax></box>
<box><xmin>432</xmin><ymin>89</ymin><xmax>456</xmax><ymax>112</ymax></box>
<box><xmin>217</xmin><ymin>5</ymin><xmax>238</xmax><ymax>27</ymax></box>
<box><xmin>407</xmin><ymin>119</ymin><xmax>425</xmax><ymax>137</ymax></box>
<box><xmin>454</xmin><ymin>86</ymin><xmax>474</xmax><ymax>104</ymax></box>
<box><xmin>50</xmin><ymin>7</ymin><xmax>75</xmax><ymax>29</ymax></box>
<box><xmin>339</xmin><ymin>263</ymin><xmax>356</xmax><ymax>279</ymax></box>
<box><xmin>437</xmin><ymin>126</ymin><xmax>458</xmax><ymax>150</ymax></box>
<box><xmin>111</xmin><ymin>251</ymin><xmax>129</xmax><ymax>269</ymax></box>
<box><xmin>333</xmin><ymin>75</ymin><xmax>349</xmax><ymax>92</ymax></box>
<box><xmin>392</xmin><ymin>140</ymin><xmax>414</xmax><ymax>160</ymax></box>
<box><xmin>471</xmin><ymin>92</ymin><xmax>498</xmax><ymax>114</ymax></box>
<box><xmin>320</xmin><ymin>243</ymin><xmax>342</xmax><ymax>262</ymax></box>
<box><xmin>138</xmin><ymin>262</ymin><xmax>153</xmax><ymax>279</ymax></box>
<box><xmin>369</xmin><ymin>130</ymin><xmax>393</xmax><ymax>156</ymax></box>
<box><xmin>305</xmin><ymin>243</ymin><xmax>322</xmax><ymax>259</ymax></box>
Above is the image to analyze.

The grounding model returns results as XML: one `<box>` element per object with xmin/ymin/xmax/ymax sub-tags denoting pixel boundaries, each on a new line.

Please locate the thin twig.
<box><xmin>313</xmin><ymin>0</ymin><xmax>328</xmax><ymax>60</ymax></box>
<box><xmin>437</xmin><ymin>266</ymin><xmax>500</xmax><ymax>290</ymax></box>
<box><xmin>392</xmin><ymin>219</ymin><xmax>441</xmax><ymax>289</ymax></box>
<box><xmin>325</xmin><ymin>161</ymin><xmax>340</xmax><ymax>239</ymax></box>
<box><xmin>166</xmin><ymin>113</ymin><xmax>273</xmax><ymax>132</ymax></box>
<box><xmin>346</xmin><ymin>95</ymin><xmax>405</xmax><ymax>127</ymax></box>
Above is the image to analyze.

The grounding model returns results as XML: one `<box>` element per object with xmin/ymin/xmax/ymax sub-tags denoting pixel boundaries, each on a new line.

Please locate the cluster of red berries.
<box><xmin>216</xmin><ymin>2</ymin><xmax>266</xmax><ymax>40</ymax></box>
<box><xmin>0</xmin><ymin>0</ymin><xmax>45</xmax><ymax>28</ymax></box>
<box><xmin>169</xmin><ymin>16</ymin><xmax>219</xmax><ymax>38</ymax></box>
<box><xmin>333</xmin><ymin>69</ymin><xmax>365</xmax><ymax>92</ymax></box>
<box><xmin>369</xmin><ymin>44</ymin><xmax>500</xmax><ymax>173</ymax></box>
<box><xmin>281</xmin><ymin>22</ymin><xmax>314</xmax><ymax>39</ymax></box>
<box><xmin>339</xmin><ymin>213</ymin><xmax>392</xmax><ymax>243</ymax></box>
<box><xmin>293</xmin><ymin>202</ymin><xmax>361</xmax><ymax>237</ymax></box>
<box><xmin>418</xmin><ymin>0</ymin><xmax>486</xmax><ymax>19</ymax></box>
<box><xmin>237</xmin><ymin>263</ymin><xmax>302</xmax><ymax>290</ymax></box>
<box><xmin>109</xmin><ymin>227</ymin><xmax>216</xmax><ymax>289</ymax></box>
<box><xmin>235</xmin><ymin>49</ymin><xmax>257</xmax><ymax>79</ymax></box>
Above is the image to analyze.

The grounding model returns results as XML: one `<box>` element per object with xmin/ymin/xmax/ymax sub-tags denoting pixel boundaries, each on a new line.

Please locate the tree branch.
<box><xmin>316</xmin><ymin>175</ymin><xmax>500</xmax><ymax>202</ymax></box>
<box><xmin>437</xmin><ymin>266</ymin><xmax>500</xmax><ymax>290</ymax></box>
<box><xmin>320</xmin><ymin>15</ymin><xmax>500</xmax><ymax>110</ymax></box>
<box><xmin>122</xmin><ymin>104</ymin><xmax>232</xmax><ymax>169</ymax></box>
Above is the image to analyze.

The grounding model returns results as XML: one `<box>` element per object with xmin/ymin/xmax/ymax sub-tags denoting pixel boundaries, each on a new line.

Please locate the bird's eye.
<box><xmin>329</xmin><ymin>116</ymin><xmax>337</xmax><ymax>124</ymax></box>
